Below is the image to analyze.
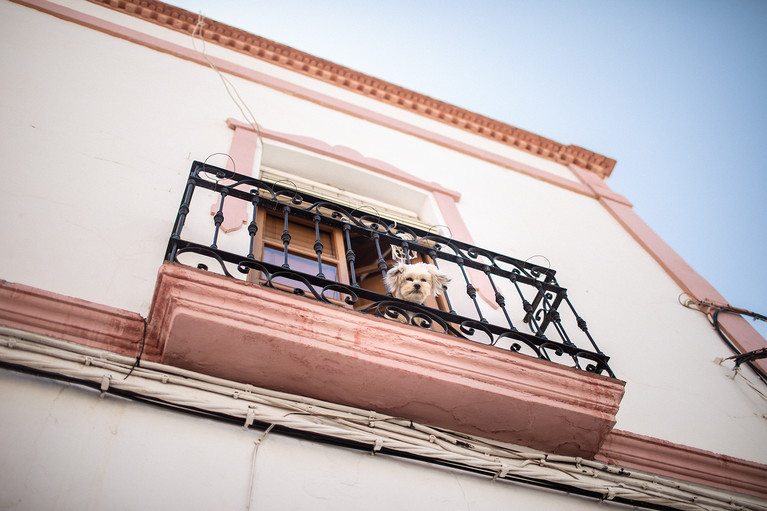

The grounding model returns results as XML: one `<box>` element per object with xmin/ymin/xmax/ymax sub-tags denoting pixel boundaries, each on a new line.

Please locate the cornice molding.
<box><xmin>598</xmin><ymin>429</ymin><xmax>767</xmax><ymax>499</ymax></box>
<box><xmin>85</xmin><ymin>0</ymin><xmax>616</xmax><ymax>178</ymax></box>
<box><xmin>0</xmin><ymin>279</ymin><xmax>147</xmax><ymax>357</ymax></box>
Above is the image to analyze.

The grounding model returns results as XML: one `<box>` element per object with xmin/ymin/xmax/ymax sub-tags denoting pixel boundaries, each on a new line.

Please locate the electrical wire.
<box><xmin>191</xmin><ymin>13</ymin><xmax>263</xmax><ymax>144</ymax></box>
<box><xmin>1</xmin><ymin>326</ymin><xmax>765</xmax><ymax>511</ymax></box>
<box><xmin>680</xmin><ymin>294</ymin><xmax>767</xmax><ymax>385</ymax></box>
<box><xmin>246</xmin><ymin>423</ymin><xmax>274</xmax><ymax>511</ymax></box>
<box><xmin>123</xmin><ymin>316</ymin><xmax>146</xmax><ymax>380</ymax></box>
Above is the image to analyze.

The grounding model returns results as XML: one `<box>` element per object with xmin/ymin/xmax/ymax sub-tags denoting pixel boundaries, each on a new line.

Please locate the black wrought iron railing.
<box><xmin>165</xmin><ymin>161</ymin><xmax>615</xmax><ymax>378</ymax></box>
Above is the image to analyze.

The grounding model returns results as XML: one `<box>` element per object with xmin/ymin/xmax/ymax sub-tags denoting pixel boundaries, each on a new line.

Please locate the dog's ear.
<box><xmin>385</xmin><ymin>262</ymin><xmax>406</xmax><ymax>293</ymax></box>
<box><xmin>428</xmin><ymin>266</ymin><xmax>450</xmax><ymax>296</ymax></box>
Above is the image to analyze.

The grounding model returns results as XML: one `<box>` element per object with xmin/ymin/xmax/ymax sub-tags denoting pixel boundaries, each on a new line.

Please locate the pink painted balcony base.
<box><xmin>1</xmin><ymin>275</ymin><xmax>765</xmax><ymax>496</ymax></box>
<box><xmin>147</xmin><ymin>263</ymin><xmax>625</xmax><ymax>457</ymax></box>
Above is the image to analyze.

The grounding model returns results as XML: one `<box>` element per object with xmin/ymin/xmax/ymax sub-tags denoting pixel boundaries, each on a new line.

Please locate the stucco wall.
<box><xmin>0</xmin><ymin>0</ymin><xmax>765</xmax><ymax>468</ymax></box>
<box><xmin>0</xmin><ymin>368</ymin><xmax>635</xmax><ymax>511</ymax></box>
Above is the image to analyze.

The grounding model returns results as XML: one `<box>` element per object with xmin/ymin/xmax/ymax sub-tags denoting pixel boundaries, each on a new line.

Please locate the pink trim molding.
<box><xmin>2</xmin><ymin>276</ymin><xmax>765</xmax><ymax>496</ymax></box>
<box><xmin>13</xmin><ymin>0</ymin><xmax>604</xmax><ymax>199</ymax></box>
<box><xmin>598</xmin><ymin>429</ymin><xmax>767</xmax><ymax>499</ymax></box>
<box><xmin>224</xmin><ymin>118</ymin><xmax>499</xmax><ymax>308</ymax></box>
<box><xmin>146</xmin><ymin>262</ymin><xmax>624</xmax><ymax>458</ymax></box>
<box><xmin>227</xmin><ymin>119</ymin><xmax>461</xmax><ymax>201</ymax></box>
<box><xmin>568</xmin><ymin>163</ymin><xmax>632</xmax><ymax>207</ymax></box>
<box><xmin>570</xmin><ymin>164</ymin><xmax>767</xmax><ymax>375</ymax></box>
<box><xmin>82</xmin><ymin>0</ymin><xmax>616</xmax><ymax>178</ymax></box>
<box><xmin>208</xmin><ymin>123</ymin><xmax>261</xmax><ymax>232</ymax></box>
<box><xmin>0</xmin><ymin>280</ymin><xmax>146</xmax><ymax>357</ymax></box>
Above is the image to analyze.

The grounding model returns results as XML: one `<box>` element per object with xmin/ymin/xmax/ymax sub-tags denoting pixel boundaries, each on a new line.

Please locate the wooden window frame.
<box><xmin>248</xmin><ymin>205</ymin><xmax>449</xmax><ymax>311</ymax></box>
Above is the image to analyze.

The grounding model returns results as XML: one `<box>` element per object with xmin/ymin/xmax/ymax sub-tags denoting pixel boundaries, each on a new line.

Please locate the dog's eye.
<box><xmin>406</xmin><ymin>277</ymin><xmax>413</xmax><ymax>281</ymax></box>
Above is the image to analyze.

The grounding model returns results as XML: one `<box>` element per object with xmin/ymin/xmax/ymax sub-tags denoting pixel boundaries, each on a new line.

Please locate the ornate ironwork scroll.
<box><xmin>165</xmin><ymin>161</ymin><xmax>615</xmax><ymax>377</ymax></box>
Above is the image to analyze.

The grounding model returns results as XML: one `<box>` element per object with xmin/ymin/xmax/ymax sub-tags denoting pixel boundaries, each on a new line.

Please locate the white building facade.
<box><xmin>1</xmin><ymin>0</ymin><xmax>766</xmax><ymax>509</ymax></box>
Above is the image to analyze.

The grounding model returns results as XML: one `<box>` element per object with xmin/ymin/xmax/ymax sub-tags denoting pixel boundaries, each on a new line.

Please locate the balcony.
<box><xmin>168</xmin><ymin>161</ymin><xmax>614</xmax><ymax>376</ymax></box>
<box><xmin>149</xmin><ymin>161</ymin><xmax>625</xmax><ymax>456</ymax></box>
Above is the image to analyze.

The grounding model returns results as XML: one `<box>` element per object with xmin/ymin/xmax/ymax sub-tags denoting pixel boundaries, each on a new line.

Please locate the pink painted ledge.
<box><xmin>598</xmin><ymin>429</ymin><xmax>767</xmax><ymax>499</ymax></box>
<box><xmin>0</xmin><ymin>279</ymin><xmax>146</xmax><ymax>357</ymax></box>
<box><xmin>1</xmin><ymin>273</ymin><xmax>766</xmax><ymax>497</ymax></box>
<box><xmin>146</xmin><ymin>262</ymin><xmax>624</xmax><ymax>458</ymax></box>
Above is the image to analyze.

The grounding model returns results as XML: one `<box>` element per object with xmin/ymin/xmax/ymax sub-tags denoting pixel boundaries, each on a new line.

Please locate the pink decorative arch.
<box><xmin>225</xmin><ymin>118</ymin><xmax>460</xmax><ymax>201</ymax></box>
<box><xmin>221</xmin><ymin>118</ymin><xmax>498</xmax><ymax>308</ymax></box>
<box><xmin>207</xmin><ymin>125</ymin><xmax>261</xmax><ymax>232</ymax></box>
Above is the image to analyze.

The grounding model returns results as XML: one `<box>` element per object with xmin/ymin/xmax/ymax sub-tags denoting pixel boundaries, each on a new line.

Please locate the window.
<box><xmin>252</xmin><ymin>209</ymin><xmax>346</xmax><ymax>300</ymax></box>
<box><xmin>247</xmin><ymin>174</ymin><xmax>448</xmax><ymax>311</ymax></box>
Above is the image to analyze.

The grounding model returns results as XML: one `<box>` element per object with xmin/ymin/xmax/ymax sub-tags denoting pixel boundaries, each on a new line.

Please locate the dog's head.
<box><xmin>385</xmin><ymin>262</ymin><xmax>450</xmax><ymax>304</ymax></box>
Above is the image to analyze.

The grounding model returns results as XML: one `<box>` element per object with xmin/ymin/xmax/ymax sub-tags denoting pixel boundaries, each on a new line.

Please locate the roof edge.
<box><xmin>86</xmin><ymin>0</ymin><xmax>616</xmax><ymax>178</ymax></box>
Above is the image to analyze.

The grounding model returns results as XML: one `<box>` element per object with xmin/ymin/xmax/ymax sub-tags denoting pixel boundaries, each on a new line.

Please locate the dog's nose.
<box><xmin>413</xmin><ymin>283</ymin><xmax>421</xmax><ymax>290</ymax></box>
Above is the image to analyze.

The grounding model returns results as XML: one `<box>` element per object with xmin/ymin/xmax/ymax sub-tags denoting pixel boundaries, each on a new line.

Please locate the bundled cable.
<box><xmin>1</xmin><ymin>326</ymin><xmax>765</xmax><ymax>510</ymax></box>
<box><xmin>680</xmin><ymin>294</ymin><xmax>767</xmax><ymax>385</ymax></box>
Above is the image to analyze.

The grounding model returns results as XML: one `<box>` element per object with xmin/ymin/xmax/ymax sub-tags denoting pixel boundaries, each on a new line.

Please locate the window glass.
<box><xmin>263</xmin><ymin>246</ymin><xmax>339</xmax><ymax>299</ymax></box>
<box><xmin>263</xmin><ymin>246</ymin><xmax>337</xmax><ymax>280</ymax></box>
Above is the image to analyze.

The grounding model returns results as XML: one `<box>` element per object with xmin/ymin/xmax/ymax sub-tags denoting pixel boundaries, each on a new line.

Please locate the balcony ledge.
<box><xmin>145</xmin><ymin>263</ymin><xmax>624</xmax><ymax>457</ymax></box>
<box><xmin>4</xmin><ymin>274</ymin><xmax>764</xmax><ymax>496</ymax></box>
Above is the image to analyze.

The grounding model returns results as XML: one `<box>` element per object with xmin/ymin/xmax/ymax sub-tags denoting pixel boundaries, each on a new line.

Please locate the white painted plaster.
<box><xmin>0</xmin><ymin>369</ymin><xmax>635</xmax><ymax>511</ymax></box>
<box><xmin>51</xmin><ymin>0</ymin><xmax>581</xmax><ymax>182</ymax></box>
<box><xmin>0</xmin><ymin>0</ymin><xmax>765</xmax><ymax>475</ymax></box>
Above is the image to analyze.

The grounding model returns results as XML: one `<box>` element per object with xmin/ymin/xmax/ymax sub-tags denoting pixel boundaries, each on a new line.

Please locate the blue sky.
<box><xmin>170</xmin><ymin>0</ymin><xmax>767</xmax><ymax>338</ymax></box>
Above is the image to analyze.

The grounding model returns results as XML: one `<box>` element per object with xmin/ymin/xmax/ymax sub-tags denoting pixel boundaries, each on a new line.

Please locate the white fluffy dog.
<box><xmin>385</xmin><ymin>262</ymin><xmax>450</xmax><ymax>305</ymax></box>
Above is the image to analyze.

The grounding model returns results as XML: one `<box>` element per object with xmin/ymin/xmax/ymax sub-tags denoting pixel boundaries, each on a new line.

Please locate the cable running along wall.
<box><xmin>2</xmin><ymin>328</ymin><xmax>765</xmax><ymax>510</ymax></box>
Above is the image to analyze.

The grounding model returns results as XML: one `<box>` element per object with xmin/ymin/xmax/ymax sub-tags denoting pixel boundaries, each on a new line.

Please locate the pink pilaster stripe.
<box><xmin>570</xmin><ymin>164</ymin><xmax>767</xmax><ymax>375</ymax></box>
<box><xmin>208</xmin><ymin>124</ymin><xmax>261</xmax><ymax>232</ymax></box>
